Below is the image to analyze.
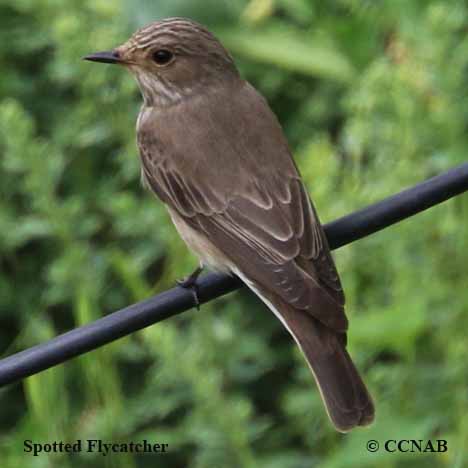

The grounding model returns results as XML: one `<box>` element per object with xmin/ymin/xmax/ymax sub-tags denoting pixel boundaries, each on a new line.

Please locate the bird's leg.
<box><xmin>177</xmin><ymin>264</ymin><xmax>204</xmax><ymax>309</ymax></box>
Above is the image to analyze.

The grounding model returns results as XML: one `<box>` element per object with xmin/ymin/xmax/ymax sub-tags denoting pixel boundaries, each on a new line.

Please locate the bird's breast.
<box><xmin>167</xmin><ymin>207</ymin><xmax>233</xmax><ymax>273</ymax></box>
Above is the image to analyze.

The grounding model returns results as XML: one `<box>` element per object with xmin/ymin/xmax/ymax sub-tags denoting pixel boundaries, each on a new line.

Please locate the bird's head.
<box><xmin>84</xmin><ymin>17</ymin><xmax>239</xmax><ymax>107</ymax></box>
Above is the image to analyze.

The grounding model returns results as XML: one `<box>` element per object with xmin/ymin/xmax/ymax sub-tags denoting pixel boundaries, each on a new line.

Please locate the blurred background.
<box><xmin>1</xmin><ymin>0</ymin><xmax>467</xmax><ymax>466</ymax></box>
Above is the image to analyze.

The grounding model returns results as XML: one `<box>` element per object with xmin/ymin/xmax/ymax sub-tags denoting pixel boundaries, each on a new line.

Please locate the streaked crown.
<box><xmin>117</xmin><ymin>18</ymin><xmax>240</xmax><ymax>106</ymax></box>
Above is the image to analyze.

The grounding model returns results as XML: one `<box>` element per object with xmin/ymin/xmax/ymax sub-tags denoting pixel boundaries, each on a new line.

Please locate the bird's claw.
<box><xmin>177</xmin><ymin>270</ymin><xmax>202</xmax><ymax>310</ymax></box>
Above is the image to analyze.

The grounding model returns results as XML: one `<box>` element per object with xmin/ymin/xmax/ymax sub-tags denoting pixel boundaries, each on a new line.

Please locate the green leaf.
<box><xmin>217</xmin><ymin>24</ymin><xmax>355</xmax><ymax>82</ymax></box>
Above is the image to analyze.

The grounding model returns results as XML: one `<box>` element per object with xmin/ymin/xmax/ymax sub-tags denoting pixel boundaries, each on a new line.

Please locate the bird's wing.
<box><xmin>137</xmin><ymin>81</ymin><xmax>347</xmax><ymax>332</ymax></box>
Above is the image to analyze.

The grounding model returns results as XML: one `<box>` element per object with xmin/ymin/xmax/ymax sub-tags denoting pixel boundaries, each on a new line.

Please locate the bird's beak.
<box><xmin>83</xmin><ymin>50</ymin><xmax>123</xmax><ymax>64</ymax></box>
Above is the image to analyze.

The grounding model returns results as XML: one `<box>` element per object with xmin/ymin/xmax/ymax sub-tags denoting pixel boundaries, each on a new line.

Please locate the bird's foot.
<box><xmin>176</xmin><ymin>265</ymin><xmax>203</xmax><ymax>310</ymax></box>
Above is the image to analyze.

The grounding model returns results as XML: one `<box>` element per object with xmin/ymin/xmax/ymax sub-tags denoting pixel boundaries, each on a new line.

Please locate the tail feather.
<box><xmin>250</xmin><ymin>281</ymin><xmax>374</xmax><ymax>432</ymax></box>
<box><xmin>283</xmin><ymin>307</ymin><xmax>375</xmax><ymax>431</ymax></box>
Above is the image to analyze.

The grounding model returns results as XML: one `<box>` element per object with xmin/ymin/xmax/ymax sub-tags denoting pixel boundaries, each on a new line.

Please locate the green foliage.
<box><xmin>1</xmin><ymin>0</ymin><xmax>467</xmax><ymax>466</ymax></box>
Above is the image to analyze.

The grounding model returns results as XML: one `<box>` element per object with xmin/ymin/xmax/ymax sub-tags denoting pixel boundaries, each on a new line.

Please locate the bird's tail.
<box><xmin>255</xmin><ymin>288</ymin><xmax>374</xmax><ymax>432</ymax></box>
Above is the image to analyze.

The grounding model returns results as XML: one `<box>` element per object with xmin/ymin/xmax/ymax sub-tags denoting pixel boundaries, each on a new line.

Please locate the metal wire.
<box><xmin>0</xmin><ymin>163</ymin><xmax>467</xmax><ymax>387</ymax></box>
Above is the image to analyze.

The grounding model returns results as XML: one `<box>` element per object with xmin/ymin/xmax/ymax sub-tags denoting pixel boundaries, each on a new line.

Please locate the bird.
<box><xmin>84</xmin><ymin>17</ymin><xmax>374</xmax><ymax>432</ymax></box>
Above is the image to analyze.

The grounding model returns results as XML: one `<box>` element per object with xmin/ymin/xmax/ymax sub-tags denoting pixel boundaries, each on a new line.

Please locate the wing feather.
<box><xmin>137</xmin><ymin>81</ymin><xmax>346</xmax><ymax>331</ymax></box>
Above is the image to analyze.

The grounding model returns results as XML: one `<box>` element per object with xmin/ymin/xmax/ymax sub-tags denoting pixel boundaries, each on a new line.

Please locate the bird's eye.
<box><xmin>152</xmin><ymin>49</ymin><xmax>174</xmax><ymax>65</ymax></box>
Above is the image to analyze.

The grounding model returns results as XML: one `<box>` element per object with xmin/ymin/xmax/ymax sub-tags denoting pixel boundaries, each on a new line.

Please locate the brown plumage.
<box><xmin>85</xmin><ymin>17</ymin><xmax>374</xmax><ymax>432</ymax></box>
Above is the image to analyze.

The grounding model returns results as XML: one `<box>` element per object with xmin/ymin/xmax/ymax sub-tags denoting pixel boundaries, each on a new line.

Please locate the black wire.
<box><xmin>0</xmin><ymin>163</ymin><xmax>467</xmax><ymax>387</ymax></box>
<box><xmin>326</xmin><ymin>163</ymin><xmax>468</xmax><ymax>249</ymax></box>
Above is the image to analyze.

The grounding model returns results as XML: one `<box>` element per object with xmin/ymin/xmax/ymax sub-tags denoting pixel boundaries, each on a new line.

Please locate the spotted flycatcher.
<box><xmin>85</xmin><ymin>17</ymin><xmax>374</xmax><ymax>432</ymax></box>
